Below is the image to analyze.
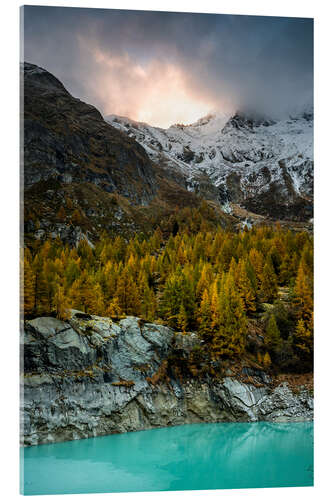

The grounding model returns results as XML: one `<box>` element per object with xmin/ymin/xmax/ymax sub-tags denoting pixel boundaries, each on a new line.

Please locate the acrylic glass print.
<box><xmin>20</xmin><ymin>5</ymin><xmax>314</xmax><ymax>495</ymax></box>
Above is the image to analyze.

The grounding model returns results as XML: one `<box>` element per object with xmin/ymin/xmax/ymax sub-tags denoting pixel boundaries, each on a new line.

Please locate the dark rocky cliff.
<box><xmin>23</xmin><ymin>62</ymin><xmax>157</xmax><ymax>203</ymax></box>
<box><xmin>21</xmin><ymin>312</ymin><xmax>313</xmax><ymax>446</ymax></box>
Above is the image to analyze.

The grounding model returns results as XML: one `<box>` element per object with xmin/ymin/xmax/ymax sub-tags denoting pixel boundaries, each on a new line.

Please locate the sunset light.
<box><xmin>84</xmin><ymin>43</ymin><xmax>215</xmax><ymax>128</ymax></box>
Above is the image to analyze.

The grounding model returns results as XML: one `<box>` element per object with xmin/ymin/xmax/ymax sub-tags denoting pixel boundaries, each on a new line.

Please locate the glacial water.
<box><xmin>21</xmin><ymin>421</ymin><xmax>313</xmax><ymax>495</ymax></box>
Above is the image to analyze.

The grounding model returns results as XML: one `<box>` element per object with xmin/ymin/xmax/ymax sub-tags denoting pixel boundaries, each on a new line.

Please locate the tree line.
<box><xmin>23</xmin><ymin>224</ymin><xmax>313</xmax><ymax>369</ymax></box>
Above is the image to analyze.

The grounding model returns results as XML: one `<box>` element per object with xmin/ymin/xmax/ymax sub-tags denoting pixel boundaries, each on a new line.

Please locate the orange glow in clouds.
<box><xmin>79</xmin><ymin>38</ymin><xmax>215</xmax><ymax>128</ymax></box>
<box><xmin>133</xmin><ymin>66</ymin><xmax>214</xmax><ymax>128</ymax></box>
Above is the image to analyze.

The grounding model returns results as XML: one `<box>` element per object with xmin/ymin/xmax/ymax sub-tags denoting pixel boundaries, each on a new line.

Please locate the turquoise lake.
<box><xmin>21</xmin><ymin>421</ymin><xmax>313</xmax><ymax>495</ymax></box>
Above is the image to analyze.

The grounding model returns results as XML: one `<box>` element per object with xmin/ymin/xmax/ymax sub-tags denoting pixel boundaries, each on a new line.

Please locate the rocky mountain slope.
<box><xmin>23</xmin><ymin>62</ymin><xmax>158</xmax><ymax>203</ymax></box>
<box><xmin>106</xmin><ymin>108</ymin><xmax>313</xmax><ymax>221</ymax></box>
<box><xmin>22</xmin><ymin>312</ymin><xmax>313</xmax><ymax>446</ymax></box>
<box><xmin>23</xmin><ymin>63</ymin><xmax>218</xmax><ymax>245</ymax></box>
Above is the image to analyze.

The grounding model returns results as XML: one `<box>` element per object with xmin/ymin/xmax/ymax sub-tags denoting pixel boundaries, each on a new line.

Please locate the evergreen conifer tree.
<box><xmin>197</xmin><ymin>288</ymin><xmax>213</xmax><ymax>342</ymax></box>
<box><xmin>259</xmin><ymin>258</ymin><xmax>278</xmax><ymax>302</ymax></box>
<box><xmin>177</xmin><ymin>303</ymin><xmax>188</xmax><ymax>332</ymax></box>
<box><xmin>235</xmin><ymin>259</ymin><xmax>256</xmax><ymax>313</ymax></box>
<box><xmin>53</xmin><ymin>284</ymin><xmax>70</xmax><ymax>320</ymax></box>
<box><xmin>212</xmin><ymin>273</ymin><xmax>247</xmax><ymax>358</ymax></box>
<box><xmin>265</xmin><ymin>313</ymin><xmax>282</xmax><ymax>352</ymax></box>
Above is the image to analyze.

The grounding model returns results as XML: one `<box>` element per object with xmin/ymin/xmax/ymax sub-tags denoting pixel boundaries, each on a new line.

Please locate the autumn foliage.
<box><xmin>22</xmin><ymin>224</ymin><xmax>313</xmax><ymax>365</ymax></box>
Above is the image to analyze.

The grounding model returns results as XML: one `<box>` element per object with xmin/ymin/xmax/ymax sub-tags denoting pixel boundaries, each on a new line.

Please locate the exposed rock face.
<box><xmin>21</xmin><ymin>313</ymin><xmax>313</xmax><ymax>446</ymax></box>
<box><xmin>23</xmin><ymin>62</ymin><xmax>157</xmax><ymax>204</ymax></box>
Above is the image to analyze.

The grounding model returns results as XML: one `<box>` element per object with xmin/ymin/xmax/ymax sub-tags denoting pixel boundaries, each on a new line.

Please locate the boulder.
<box><xmin>26</xmin><ymin>317</ymin><xmax>70</xmax><ymax>339</ymax></box>
<box><xmin>24</xmin><ymin>317</ymin><xmax>96</xmax><ymax>371</ymax></box>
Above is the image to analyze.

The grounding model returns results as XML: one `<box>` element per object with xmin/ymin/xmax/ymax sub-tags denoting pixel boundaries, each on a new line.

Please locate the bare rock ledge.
<box><xmin>21</xmin><ymin>313</ymin><xmax>313</xmax><ymax>446</ymax></box>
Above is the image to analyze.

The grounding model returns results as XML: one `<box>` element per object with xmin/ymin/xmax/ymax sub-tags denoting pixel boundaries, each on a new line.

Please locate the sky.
<box><xmin>22</xmin><ymin>6</ymin><xmax>313</xmax><ymax>128</ymax></box>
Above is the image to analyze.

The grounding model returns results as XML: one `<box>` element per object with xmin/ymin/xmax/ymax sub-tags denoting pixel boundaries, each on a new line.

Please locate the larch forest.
<box><xmin>23</xmin><ymin>206</ymin><xmax>313</xmax><ymax>376</ymax></box>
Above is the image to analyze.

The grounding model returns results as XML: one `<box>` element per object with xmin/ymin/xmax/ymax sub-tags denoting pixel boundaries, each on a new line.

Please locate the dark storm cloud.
<box><xmin>22</xmin><ymin>6</ymin><xmax>313</xmax><ymax>125</ymax></box>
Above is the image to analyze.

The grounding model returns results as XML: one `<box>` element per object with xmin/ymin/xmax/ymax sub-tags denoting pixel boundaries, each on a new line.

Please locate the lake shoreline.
<box><xmin>22</xmin><ymin>314</ymin><xmax>313</xmax><ymax>446</ymax></box>
<box><xmin>21</xmin><ymin>416</ymin><xmax>313</xmax><ymax>449</ymax></box>
<box><xmin>22</xmin><ymin>421</ymin><xmax>314</xmax><ymax>494</ymax></box>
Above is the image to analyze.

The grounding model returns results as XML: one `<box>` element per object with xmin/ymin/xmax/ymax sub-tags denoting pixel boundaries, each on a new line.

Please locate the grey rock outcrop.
<box><xmin>21</xmin><ymin>312</ymin><xmax>313</xmax><ymax>446</ymax></box>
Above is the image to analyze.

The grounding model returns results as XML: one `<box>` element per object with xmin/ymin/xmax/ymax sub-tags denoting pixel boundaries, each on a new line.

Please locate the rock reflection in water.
<box><xmin>22</xmin><ymin>421</ymin><xmax>314</xmax><ymax>495</ymax></box>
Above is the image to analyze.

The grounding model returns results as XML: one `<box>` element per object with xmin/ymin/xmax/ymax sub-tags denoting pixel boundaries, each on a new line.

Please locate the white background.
<box><xmin>0</xmin><ymin>1</ymin><xmax>332</xmax><ymax>499</ymax></box>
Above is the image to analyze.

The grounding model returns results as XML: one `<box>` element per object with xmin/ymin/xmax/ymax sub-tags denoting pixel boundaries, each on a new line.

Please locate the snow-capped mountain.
<box><xmin>105</xmin><ymin>109</ymin><xmax>313</xmax><ymax>221</ymax></box>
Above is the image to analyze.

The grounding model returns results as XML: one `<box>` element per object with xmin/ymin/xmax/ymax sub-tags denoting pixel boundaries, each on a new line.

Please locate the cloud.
<box><xmin>77</xmin><ymin>35</ymin><xmax>218</xmax><ymax>127</ymax></box>
<box><xmin>23</xmin><ymin>7</ymin><xmax>313</xmax><ymax>127</ymax></box>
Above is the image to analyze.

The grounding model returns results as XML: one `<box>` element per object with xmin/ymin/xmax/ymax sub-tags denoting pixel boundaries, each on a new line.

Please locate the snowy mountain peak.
<box><xmin>105</xmin><ymin>109</ymin><xmax>313</xmax><ymax>222</ymax></box>
<box><xmin>169</xmin><ymin>111</ymin><xmax>231</xmax><ymax>136</ymax></box>
<box><xmin>190</xmin><ymin>113</ymin><xmax>217</xmax><ymax>127</ymax></box>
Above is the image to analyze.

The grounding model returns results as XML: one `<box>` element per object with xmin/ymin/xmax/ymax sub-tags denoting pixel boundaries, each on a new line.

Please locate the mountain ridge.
<box><xmin>106</xmin><ymin>108</ymin><xmax>313</xmax><ymax>221</ymax></box>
